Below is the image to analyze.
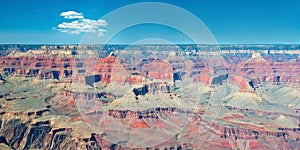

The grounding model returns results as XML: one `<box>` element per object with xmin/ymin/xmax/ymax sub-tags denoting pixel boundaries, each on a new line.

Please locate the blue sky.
<box><xmin>0</xmin><ymin>0</ymin><xmax>299</xmax><ymax>44</ymax></box>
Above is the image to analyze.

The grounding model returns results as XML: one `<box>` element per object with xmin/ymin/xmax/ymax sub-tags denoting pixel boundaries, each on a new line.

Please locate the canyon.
<box><xmin>0</xmin><ymin>44</ymin><xmax>299</xmax><ymax>149</ymax></box>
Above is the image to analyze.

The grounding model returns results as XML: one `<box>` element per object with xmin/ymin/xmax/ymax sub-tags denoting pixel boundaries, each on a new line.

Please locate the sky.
<box><xmin>0</xmin><ymin>0</ymin><xmax>299</xmax><ymax>44</ymax></box>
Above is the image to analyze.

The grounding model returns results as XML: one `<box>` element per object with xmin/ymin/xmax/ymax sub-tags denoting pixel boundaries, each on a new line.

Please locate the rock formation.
<box><xmin>0</xmin><ymin>45</ymin><xmax>299</xmax><ymax>149</ymax></box>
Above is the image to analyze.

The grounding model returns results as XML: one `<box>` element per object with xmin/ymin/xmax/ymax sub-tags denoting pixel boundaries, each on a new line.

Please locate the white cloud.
<box><xmin>60</xmin><ymin>11</ymin><xmax>84</xmax><ymax>19</ymax></box>
<box><xmin>97</xmin><ymin>29</ymin><xmax>107</xmax><ymax>36</ymax></box>
<box><xmin>57</xmin><ymin>11</ymin><xmax>107</xmax><ymax>36</ymax></box>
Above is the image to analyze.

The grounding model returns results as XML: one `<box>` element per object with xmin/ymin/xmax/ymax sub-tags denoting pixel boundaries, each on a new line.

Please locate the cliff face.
<box><xmin>181</xmin><ymin>119</ymin><xmax>299</xmax><ymax>150</ymax></box>
<box><xmin>142</xmin><ymin>59</ymin><xmax>173</xmax><ymax>80</ymax></box>
<box><xmin>230</xmin><ymin>75</ymin><xmax>254</xmax><ymax>92</ymax></box>
<box><xmin>0</xmin><ymin>113</ymin><xmax>101</xmax><ymax>150</ymax></box>
<box><xmin>2</xmin><ymin>50</ymin><xmax>299</xmax><ymax>87</ymax></box>
<box><xmin>0</xmin><ymin>56</ymin><xmax>74</xmax><ymax>79</ymax></box>
<box><xmin>94</xmin><ymin>55</ymin><xmax>129</xmax><ymax>83</ymax></box>
<box><xmin>193</xmin><ymin>74</ymin><xmax>211</xmax><ymax>85</ymax></box>
<box><xmin>232</xmin><ymin>53</ymin><xmax>300</xmax><ymax>87</ymax></box>
<box><xmin>0</xmin><ymin>107</ymin><xmax>298</xmax><ymax>150</ymax></box>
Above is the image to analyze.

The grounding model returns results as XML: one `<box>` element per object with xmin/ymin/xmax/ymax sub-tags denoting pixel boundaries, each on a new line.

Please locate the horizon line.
<box><xmin>0</xmin><ymin>43</ymin><xmax>300</xmax><ymax>45</ymax></box>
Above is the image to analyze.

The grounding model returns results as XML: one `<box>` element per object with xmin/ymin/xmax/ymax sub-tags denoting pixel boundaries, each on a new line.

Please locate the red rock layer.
<box><xmin>0</xmin><ymin>56</ymin><xmax>74</xmax><ymax>79</ymax></box>
<box><xmin>142</xmin><ymin>59</ymin><xmax>173</xmax><ymax>80</ymax></box>
<box><xmin>231</xmin><ymin>75</ymin><xmax>254</xmax><ymax>92</ymax></box>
